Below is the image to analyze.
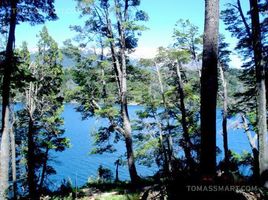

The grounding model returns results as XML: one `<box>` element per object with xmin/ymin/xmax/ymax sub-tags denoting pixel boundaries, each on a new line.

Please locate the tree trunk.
<box><xmin>27</xmin><ymin>117</ymin><xmax>37</xmax><ymax>199</ymax></box>
<box><xmin>219</xmin><ymin>66</ymin><xmax>230</xmax><ymax>171</ymax></box>
<box><xmin>155</xmin><ymin>64</ymin><xmax>173</xmax><ymax>173</ymax></box>
<box><xmin>236</xmin><ymin>0</ymin><xmax>251</xmax><ymax>38</ymax></box>
<box><xmin>100</xmin><ymin>43</ymin><xmax>107</xmax><ymax>99</ymax></box>
<box><xmin>114</xmin><ymin>0</ymin><xmax>139</xmax><ymax>184</ymax></box>
<box><xmin>159</xmin><ymin>131</ymin><xmax>170</xmax><ymax>176</ymax></box>
<box><xmin>115</xmin><ymin>160</ymin><xmax>120</xmax><ymax>182</ymax></box>
<box><xmin>121</xmin><ymin>50</ymin><xmax>139</xmax><ymax>184</ymax></box>
<box><xmin>0</xmin><ymin>1</ymin><xmax>17</xmax><ymax>198</ymax></box>
<box><xmin>200</xmin><ymin>0</ymin><xmax>219</xmax><ymax>179</ymax></box>
<box><xmin>39</xmin><ymin>146</ymin><xmax>49</xmax><ymax>192</ymax></box>
<box><xmin>125</xmin><ymin>133</ymin><xmax>139</xmax><ymax>184</ymax></box>
<box><xmin>10</xmin><ymin>106</ymin><xmax>17</xmax><ymax>200</ymax></box>
<box><xmin>249</xmin><ymin>0</ymin><xmax>268</xmax><ymax>188</ymax></box>
<box><xmin>241</xmin><ymin>114</ymin><xmax>260</xmax><ymax>182</ymax></box>
<box><xmin>0</xmin><ymin>107</ymin><xmax>10</xmax><ymax>198</ymax></box>
<box><xmin>175</xmin><ymin>62</ymin><xmax>195</xmax><ymax>172</ymax></box>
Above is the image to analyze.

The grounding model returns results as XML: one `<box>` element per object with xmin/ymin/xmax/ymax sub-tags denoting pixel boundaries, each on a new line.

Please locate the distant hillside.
<box><xmin>30</xmin><ymin>53</ymin><xmax>75</xmax><ymax>68</ymax></box>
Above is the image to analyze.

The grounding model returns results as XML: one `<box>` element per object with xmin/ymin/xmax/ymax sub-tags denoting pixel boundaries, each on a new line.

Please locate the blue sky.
<box><xmin>15</xmin><ymin>0</ymin><xmax>250</xmax><ymax>67</ymax></box>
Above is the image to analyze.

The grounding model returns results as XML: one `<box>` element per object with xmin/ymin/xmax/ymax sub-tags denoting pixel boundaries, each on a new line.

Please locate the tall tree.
<box><xmin>200</xmin><ymin>0</ymin><xmax>219</xmax><ymax>179</ymax></box>
<box><xmin>11</xmin><ymin>32</ymin><xmax>66</xmax><ymax>199</ymax></box>
<box><xmin>173</xmin><ymin>19</ymin><xmax>203</xmax><ymax>75</ymax></box>
<box><xmin>249</xmin><ymin>0</ymin><xmax>268</xmax><ymax>187</ymax></box>
<box><xmin>222</xmin><ymin>0</ymin><xmax>268</xmax><ymax>184</ymax></box>
<box><xmin>21</xmin><ymin>27</ymin><xmax>68</xmax><ymax>199</ymax></box>
<box><xmin>153</xmin><ymin>48</ymin><xmax>199</xmax><ymax>173</ymax></box>
<box><xmin>0</xmin><ymin>1</ymin><xmax>17</xmax><ymax>197</ymax></box>
<box><xmin>0</xmin><ymin>1</ymin><xmax>57</xmax><ymax>198</ymax></box>
<box><xmin>71</xmin><ymin>0</ymin><xmax>148</xmax><ymax>184</ymax></box>
<box><xmin>218</xmin><ymin>35</ymin><xmax>232</xmax><ymax>172</ymax></box>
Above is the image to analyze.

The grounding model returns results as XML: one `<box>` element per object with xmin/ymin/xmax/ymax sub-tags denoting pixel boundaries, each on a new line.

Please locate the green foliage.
<box><xmin>173</xmin><ymin>19</ymin><xmax>203</xmax><ymax>61</ymax></box>
<box><xmin>15</xmin><ymin>27</ymin><xmax>69</xmax><ymax>193</ymax></box>
<box><xmin>97</xmin><ymin>165</ymin><xmax>114</xmax><ymax>183</ymax></box>
<box><xmin>96</xmin><ymin>194</ymin><xmax>140</xmax><ymax>200</ymax></box>
<box><xmin>221</xmin><ymin>0</ymin><xmax>268</xmax><ymax>117</ymax></box>
<box><xmin>218</xmin><ymin>151</ymin><xmax>253</xmax><ymax>176</ymax></box>
<box><xmin>63</xmin><ymin>0</ymin><xmax>151</xmax><ymax>165</ymax></box>
<box><xmin>0</xmin><ymin>0</ymin><xmax>57</xmax><ymax>28</ymax></box>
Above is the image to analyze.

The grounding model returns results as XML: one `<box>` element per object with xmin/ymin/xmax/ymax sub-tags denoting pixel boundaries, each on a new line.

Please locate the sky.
<box><xmin>15</xmin><ymin>0</ymin><xmax>250</xmax><ymax>68</ymax></box>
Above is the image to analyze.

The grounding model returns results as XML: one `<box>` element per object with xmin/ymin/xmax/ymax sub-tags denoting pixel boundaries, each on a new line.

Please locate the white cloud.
<box><xmin>229</xmin><ymin>54</ymin><xmax>243</xmax><ymax>69</ymax></box>
<box><xmin>130</xmin><ymin>47</ymin><xmax>157</xmax><ymax>59</ymax></box>
<box><xmin>28</xmin><ymin>47</ymin><xmax>38</xmax><ymax>53</ymax></box>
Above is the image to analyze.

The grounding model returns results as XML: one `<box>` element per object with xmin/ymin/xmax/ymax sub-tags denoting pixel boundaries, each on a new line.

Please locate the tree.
<box><xmin>249</xmin><ymin>0</ymin><xmax>268</xmax><ymax>188</ymax></box>
<box><xmin>222</xmin><ymin>0</ymin><xmax>268</xmax><ymax>185</ymax></box>
<box><xmin>70</xmin><ymin>0</ymin><xmax>148</xmax><ymax>184</ymax></box>
<box><xmin>173</xmin><ymin>19</ymin><xmax>203</xmax><ymax>76</ymax></box>
<box><xmin>16</xmin><ymin>27</ymin><xmax>69</xmax><ymax>199</ymax></box>
<box><xmin>154</xmin><ymin>47</ymin><xmax>199</xmax><ymax>173</ymax></box>
<box><xmin>0</xmin><ymin>1</ymin><xmax>57</xmax><ymax>198</ymax></box>
<box><xmin>136</xmin><ymin>47</ymin><xmax>201</xmax><ymax>177</ymax></box>
<box><xmin>218</xmin><ymin>35</ymin><xmax>232</xmax><ymax>172</ymax></box>
<box><xmin>200</xmin><ymin>0</ymin><xmax>219</xmax><ymax>179</ymax></box>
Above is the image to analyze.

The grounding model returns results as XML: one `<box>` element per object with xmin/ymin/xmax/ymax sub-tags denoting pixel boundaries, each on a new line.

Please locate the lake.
<box><xmin>49</xmin><ymin>104</ymin><xmax>252</xmax><ymax>189</ymax></box>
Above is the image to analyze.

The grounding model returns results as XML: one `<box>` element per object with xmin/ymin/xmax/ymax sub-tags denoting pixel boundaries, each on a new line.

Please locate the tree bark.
<box><xmin>155</xmin><ymin>64</ymin><xmax>173</xmax><ymax>173</ymax></box>
<box><xmin>39</xmin><ymin>146</ymin><xmax>49</xmax><ymax>192</ymax></box>
<box><xmin>0</xmin><ymin>107</ymin><xmax>10</xmax><ymax>198</ymax></box>
<box><xmin>219</xmin><ymin>66</ymin><xmax>230</xmax><ymax>171</ymax></box>
<box><xmin>100</xmin><ymin>41</ymin><xmax>107</xmax><ymax>99</ymax></box>
<box><xmin>27</xmin><ymin>117</ymin><xmax>37</xmax><ymax>199</ymax></box>
<box><xmin>175</xmin><ymin>62</ymin><xmax>195</xmax><ymax>172</ymax></box>
<box><xmin>0</xmin><ymin>1</ymin><xmax>17</xmax><ymax>198</ymax></box>
<box><xmin>236</xmin><ymin>0</ymin><xmax>251</xmax><ymax>38</ymax></box>
<box><xmin>10</xmin><ymin>106</ymin><xmax>17</xmax><ymax>200</ymax></box>
<box><xmin>200</xmin><ymin>0</ymin><xmax>219</xmax><ymax>179</ymax></box>
<box><xmin>249</xmin><ymin>0</ymin><xmax>268</xmax><ymax>188</ymax></box>
<box><xmin>115</xmin><ymin>159</ymin><xmax>120</xmax><ymax>182</ymax></box>
<box><xmin>103</xmin><ymin>0</ymin><xmax>139</xmax><ymax>184</ymax></box>
<box><xmin>241</xmin><ymin>114</ymin><xmax>260</xmax><ymax>182</ymax></box>
<box><xmin>121</xmin><ymin>50</ymin><xmax>139</xmax><ymax>183</ymax></box>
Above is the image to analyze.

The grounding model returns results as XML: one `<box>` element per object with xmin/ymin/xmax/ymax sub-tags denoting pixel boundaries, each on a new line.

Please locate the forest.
<box><xmin>0</xmin><ymin>0</ymin><xmax>268</xmax><ymax>199</ymax></box>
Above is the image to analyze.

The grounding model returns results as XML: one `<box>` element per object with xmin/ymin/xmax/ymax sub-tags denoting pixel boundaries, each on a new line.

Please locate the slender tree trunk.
<box><xmin>106</xmin><ymin>12</ymin><xmax>139</xmax><ymax>183</ymax></box>
<box><xmin>236</xmin><ymin>0</ymin><xmax>251</xmax><ymax>38</ymax></box>
<box><xmin>10</xmin><ymin>106</ymin><xmax>17</xmax><ymax>200</ymax></box>
<box><xmin>155</xmin><ymin>64</ymin><xmax>173</xmax><ymax>172</ymax></box>
<box><xmin>219</xmin><ymin>66</ymin><xmax>229</xmax><ymax>171</ymax></box>
<box><xmin>114</xmin><ymin>0</ymin><xmax>139</xmax><ymax>184</ymax></box>
<box><xmin>39</xmin><ymin>146</ymin><xmax>49</xmax><ymax>192</ymax></box>
<box><xmin>104</xmin><ymin>10</ymin><xmax>122</xmax><ymax>96</ymax></box>
<box><xmin>200</xmin><ymin>0</ymin><xmax>219</xmax><ymax>179</ymax></box>
<box><xmin>249</xmin><ymin>0</ymin><xmax>268</xmax><ymax>188</ymax></box>
<box><xmin>100</xmin><ymin>42</ymin><xmax>107</xmax><ymax>99</ymax></box>
<box><xmin>0</xmin><ymin>1</ymin><xmax>17</xmax><ymax>198</ymax></box>
<box><xmin>175</xmin><ymin>62</ymin><xmax>195</xmax><ymax>172</ymax></box>
<box><xmin>159</xmin><ymin>131</ymin><xmax>170</xmax><ymax>175</ymax></box>
<box><xmin>27</xmin><ymin>117</ymin><xmax>37</xmax><ymax>199</ymax></box>
<box><xmin>121</xmin><ymin>51</ymin><xmax>139</xmax><ymax>183</ymax></box>
<box><xmin>0</xmin><ymin>107</ymin><xmax>10</xmax><ymax>198</ymax></box>
<box><xmin>241</xmin><ymin>114</ymin><xmax>260</xmax><ymax>182</ymax></box>
<box><xmin>115</xmin><ymin>160</ymin><xmax>120</xmax><ymax>182</ymax></box>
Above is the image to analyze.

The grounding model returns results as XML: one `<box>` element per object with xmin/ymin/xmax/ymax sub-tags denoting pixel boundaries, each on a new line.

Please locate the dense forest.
<box><xmin>0</xmin><ymin>0</ymin><xmax>268</xmax><ymax>199</ymax></box>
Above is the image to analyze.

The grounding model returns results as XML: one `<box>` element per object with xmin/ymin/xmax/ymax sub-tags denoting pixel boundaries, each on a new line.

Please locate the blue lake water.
<box><xmin>47</xmin><ymin>104</ymin><xmax>252</xmax><ymax>188</ymax></box>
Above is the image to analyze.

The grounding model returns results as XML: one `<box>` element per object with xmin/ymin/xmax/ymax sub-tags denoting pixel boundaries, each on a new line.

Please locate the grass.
<box><xmin>95</xmin><ymin>193</ymin><xmax>140</xmax><ymax>200</ymax></box>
